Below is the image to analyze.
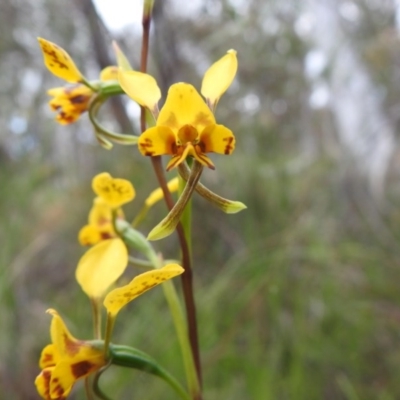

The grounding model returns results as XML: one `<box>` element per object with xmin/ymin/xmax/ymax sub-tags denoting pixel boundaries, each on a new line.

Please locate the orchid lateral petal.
<box><xmin>35</xmin><ymin>368</ymin><xmax>55</xmax><ymax>400</ymax></box>
<box><xmin>37</xmin><ymin>37</ymin><xmax>83</xmax><ymax>83</ymax></box>
<box><xmin>50</xmin><ymin>356</ymin><xmax>105</xmax><ymax>399</ymax></box>
<box><xmin>113</xmin><ymin>41</ymin><xmax>133</xmax><ymax>71</ymax></box>
<box><xmin>138</xmin><ymin>126</ymin><xmax>176</xmax><ymax>157</ymax></box>
<box><xmin>201</xmin><ymin>49</ymin><xmax>237</xmax><ymax>109</ymax></box>
<box><xmin>119</xmin><ymin>70</ymin><xmax>161</xmax><ymax>114</ymax></box>
<box><xmin>100</xmin><ymin>66</ymin><xmax>119</xmax><ymax>81</ymax></box>
<box><xmin>104</xmin><ymin>264</ymin><xmax>184</xmax><ymax>317</ymax></box>
<box><xmin>76</xmin><ymin>238</ymin><xmax>128</xmax><ymax>299</ymax></box>
<box><xmin>157</xmin><ymin>83</ymin><xmax>215</xmax><ymax>133</ymax></box>
<box><xmin>78</xmin><ymin>224</ymin><xmax>103</xmax><ymax>246</ymax></box>
<box><xmin>92</xmin><ymin>172</ymin><xmax>135</xmax><ymax>208</ymax></box>
<box><xmin>145</xmin><ymin>177</ymin><xmax>179</xmax><ymax>207</ymax></box>
<box><xmin>39</xmin><ymin>344</ymin><xmax>59</xmax><ymax>369</ymax></box>
<box><xmin>199</xmin><ymin>124</ymin><xmax>236</xmax><ymax>155</ymax></box>
<box><xmin>178</xmin><ymin>163</ymin><xmax>247</xmax><ymax>214</ymax></box>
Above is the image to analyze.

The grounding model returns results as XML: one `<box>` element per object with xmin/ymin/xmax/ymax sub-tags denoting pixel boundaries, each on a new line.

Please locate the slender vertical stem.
<box><xmin>139</xmin><ymin>2</ymin><xmax>202</xmax><ymax>396</ymax></box>
<box><xmin>90</xmin><ymin>297</ymin><xmax>102</xmax><ymax>340</ymax></box>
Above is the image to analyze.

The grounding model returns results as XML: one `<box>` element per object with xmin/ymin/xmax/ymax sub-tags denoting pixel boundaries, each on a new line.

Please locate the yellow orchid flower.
<box><xmin>78</xmin><ymin>197</ymin><xmax>124</xmax><ymax>246</ymax></box>
<box><xmin>78</xmin><ymin>173</ymin><xmax>134</xmax><ymax>246</ymax></box>
<box><xmin>35</xmin><ymin>309</ymin><xmax>106</xmax><ymax>400</ymax></box>
<box><xmin>46</xmin><ymin>66</ymin><xmax>118</xmax><ymax>125</ymax></box>
<box><xmin>38</xmin><ymin>36</ymin><xmax>119</xmax><ymax>125</ymax></box>
<box><xmin>119</xmin><ymin>50</ymin><xmax>238</xmax><ymax>171</ymax></box>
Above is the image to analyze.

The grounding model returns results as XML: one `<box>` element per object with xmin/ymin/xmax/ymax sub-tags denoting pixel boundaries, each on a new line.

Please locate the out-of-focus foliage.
<box><xmin>3</xmin><ymin>0</ymin><xmax>400</xmax><ymax>399</ymax></box>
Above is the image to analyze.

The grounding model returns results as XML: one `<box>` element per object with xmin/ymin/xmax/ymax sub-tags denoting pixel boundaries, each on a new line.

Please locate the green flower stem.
<box><xmin>145</xmin><ymin>249</ymin><xmax>199</xmax><ymax>394</ymax></box>
<box><xmin>103</xmin><ymin>313</ymin><xmax>116</xmax><ymax>360</ymax></box>
<box><xmin>90</xmin><ymin>297</ymin><xmax>102</xmax><ymax>340</ymax></box>
<box><xmin>128</xmin><ymin>255</ymin><xmax>153</xmax><ymax>269</ymax></box>
<box><xmin>119</xmin><ymin>224</ymin><xmax>200</xmax><ymax>397</ymax></box>
<box><xmin>131</xmin><ymin>204</ymin><xmax>150</xmax><ymax>228</ymax></box>
<box><xmin>84</xmin><ymin>377</ymin><xmax>96</xmax><ymax>400</ymax></box>
<box><xmin>160</xmin><ymin>279</ymin><xmax>200</xmax><ymax>398</ymax></box>
<box><xmin>92</xmin><ymin>361</ymin><xmax>115</xmax><ymax>400</ymax></box>
<box><xmin>149</xmin><ymin>156</ymin><xmax>203</xmax><ymax>395</ymax></box>
<box><xmin>89</xmin><ymin>95</ymin><xmax>139</xmax><ymax>147</ymax></box>
<box><xmin>138</xmin><ymin>1</ymin><xmax>202</xmax><ymax>396</ymax></box>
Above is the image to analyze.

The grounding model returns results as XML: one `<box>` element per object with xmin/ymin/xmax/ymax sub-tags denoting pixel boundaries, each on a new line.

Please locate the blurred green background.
<box><xmin>2</xmin><ymin>0</ymin><xmax>400</xmax><ymax>399</ymax></box>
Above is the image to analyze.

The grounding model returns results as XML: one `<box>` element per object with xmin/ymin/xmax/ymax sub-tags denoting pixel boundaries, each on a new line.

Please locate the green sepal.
<box><xmin>178</xmin><ymin>162</ymin><xmax>247</xmax><ymax>213</ymax></box>
<box><xmin>147</xmin><ymin>161</ymin><xmax>203</xmax><ymax>241</ymax></box>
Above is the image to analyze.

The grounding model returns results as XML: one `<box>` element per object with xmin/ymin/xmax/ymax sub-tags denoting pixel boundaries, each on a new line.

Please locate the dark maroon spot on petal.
<box><xmin>71</xmin><ymin>360</ymin><xmax>94</xmax><ymax>379</ymax></box>
<box><xmin>223</xmin><ymin>137</ymin><xmax>234</xmax><ymax>154</ymax></box>
<box><xmin>70</xmin><ymin>94</ymin><xmax>88</xmax><ymax>104</ymax></box>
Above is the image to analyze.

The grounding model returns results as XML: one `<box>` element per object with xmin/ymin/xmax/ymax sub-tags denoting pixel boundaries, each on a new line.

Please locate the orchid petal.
<box><xmin>50</xmin><ymin>356</ymin><xmax>104</xmax><ymax>399</ymax></box>
<box><xmin>104</xmin><ymin>264</ymin><xmax>184</xmax><ymax>317</ymax></box>
<box><xmin>199</xmin><ymin>124</ymin><xmax>235</xmax><ymax>155</ymax></box>
<box><xmin>100</xmin><ymin>66</ymin><xmax>119</xmax><ymax>81</ymax></box>
<box><xmin>92</xmin><ymin>172</ymin><xmax>135</xmax><ymax>208</ymax></box>
<box><xmin>75</xmin><ymin>238</ymin><xmax>128</xmax><ymax>299</ymax></box>
<box><xmin>119</xmin><ymin>70</ymin><xmax>161</xmax><ymax>113</ymax></box>
<box><xmin>35</xmin><ymin>368</ymin><xmax>55</xmax><ymax>400</ymax></box>
<box><xmin>157</xmin><ymin>83</ymin><xmax>215</xmax><ymax>133</ymax></box>
<box><xmin>201</xmin><ymin>49</ymin><xmax>237</xmax><ymax>108</ymax></box>
<box><xmin>138</xmin><ymin>126</ymin><xmax>176</xmax><ymax>157</ymax></box>
<box><xmin>39</xmin><ymin>344</ymin><xmax>59</xmax><ymax>369</ymax></box>
<box><xmin>38</xmin><ymin>38</ymin><xmax>83</xmax><ymax>83</ymax></box>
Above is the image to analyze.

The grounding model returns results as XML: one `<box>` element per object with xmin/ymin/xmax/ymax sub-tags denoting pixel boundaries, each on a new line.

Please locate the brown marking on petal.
<box><xmin>71</xmin><ymin>360</ymin><xmax>95</xmax><ymax>379</ymax></box>
<box><xmin>42</xmin><ymin>353</ymin><xmax>54</xmax><ymax>364</ymax></box>
<box><xmin>100</xmin><ymin>232</ymin><xmax>114</xmax><ymax>240</ymax></box>
<box><xmin>50</xmin><ymin>103</ymin><xmax>61</xmax><ymax>111</ymax></box>
<box><xmin>194</xmin><ymin>112</ymin><xmax>213</xmax><ymax>127</ymax></box>
<box><xmin>141</xmin><ymin>283</ymin><xmax>157</xmax><ymax>291</ymax></box>
<box><xmin>197</xmin><ymin>141</ymin><xmax>206</xmax><ymax>153</ymax></box>
<box><xmin>162</xmin><ymin>112</ymin><xmax>179</xmax><ymax>129</ymax></box>
<box><xmin>110</xmin><ymin>182</ymin><xmax>131</xmax><ymax>195</ymax></box>
<box><xmin>51</xmin><ymin>382</ymin><xmax>65</xmax><ymax>397</ymax></box>
<box><xmin>41</xmin><ymin>43</ymin><xmax>70</xmax><ymax>71</ymax></box>
<box><xmin>58</xmin><ymin>111</ymin><xmax>75</xmax><ymax>124</ymax></box>
<box><xmin>223</xmin><ymin>136</ymin><xmax>234</xmax><ymax>154</ymax></box>
<box><xmin>140</xmin><ymin>137</ymin><xmax>155</xmax><ymax>156</ymax></box>
<box><xmin>63</xmin><ymin>333</ymin><xmax>83</xmax><ymax>357</ymax></box>
<box><xmin>42</xmin><ymin>369</ymin><xmax>52</xmax><ymax>397</ymax></box>
<box><xmin>70</xmin><ymin>94</ymin><xmax>88</xmax><ymax>104</ymax></box>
